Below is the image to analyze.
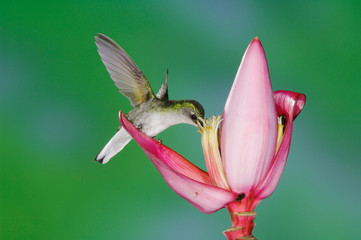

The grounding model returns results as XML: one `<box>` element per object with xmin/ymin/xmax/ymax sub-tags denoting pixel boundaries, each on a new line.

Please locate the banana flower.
<box><xmin>119</xmin><ymin>37</ymin><xmax>306</xmax><ymax>240</ymax></box>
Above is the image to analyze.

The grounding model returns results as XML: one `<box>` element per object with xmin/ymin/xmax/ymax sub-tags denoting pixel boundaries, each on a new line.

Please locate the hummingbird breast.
<box><xmin>125</xmin><ymin>99</ymin><xmax>187</xmax><ymax>137</ymax></box>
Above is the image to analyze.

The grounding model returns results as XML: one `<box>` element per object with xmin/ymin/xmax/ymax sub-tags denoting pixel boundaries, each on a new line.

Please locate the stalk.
<box><xmin>223</xmin><ymin>196</ymin><xmax>260</xmax><ymax>240</ymax></box>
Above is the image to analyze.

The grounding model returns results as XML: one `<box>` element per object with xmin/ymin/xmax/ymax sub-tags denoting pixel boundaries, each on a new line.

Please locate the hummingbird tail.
<box><xmin>95</xmin><ymin>127</ymin><xmax>132</xmax><ymax>164</ymax></box>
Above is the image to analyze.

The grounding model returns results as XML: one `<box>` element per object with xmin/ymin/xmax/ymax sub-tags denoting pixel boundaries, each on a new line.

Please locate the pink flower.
<box><xmin>119</xmin><ymin>37</ymin><xmax>305</xmax><ymax>239</ymax></box>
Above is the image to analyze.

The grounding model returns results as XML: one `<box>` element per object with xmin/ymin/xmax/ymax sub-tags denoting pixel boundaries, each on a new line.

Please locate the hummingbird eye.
<box><xmin>191</xmin><ymin>114</ymin><xmax>197</xmax><ymax>120</ymax></box>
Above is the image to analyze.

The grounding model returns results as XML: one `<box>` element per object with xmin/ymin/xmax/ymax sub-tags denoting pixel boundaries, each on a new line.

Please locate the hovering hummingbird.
<box><xmin>94</xmin><ymin>33</ymin><xmax>205</xmax><ymax>164</ymax></box>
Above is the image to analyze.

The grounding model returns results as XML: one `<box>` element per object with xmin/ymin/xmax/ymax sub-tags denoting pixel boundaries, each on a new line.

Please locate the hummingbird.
<box><xmin>94</xmin><ymin>33</ymin><xmax>205</xmax><ymax>164</ymax></box>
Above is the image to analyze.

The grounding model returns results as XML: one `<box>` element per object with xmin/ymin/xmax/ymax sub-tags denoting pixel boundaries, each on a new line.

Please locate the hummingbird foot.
<box><xmin>156</xmin><ymin>138</ymin><xmax>163</xmax><ymax>143</ymax></box>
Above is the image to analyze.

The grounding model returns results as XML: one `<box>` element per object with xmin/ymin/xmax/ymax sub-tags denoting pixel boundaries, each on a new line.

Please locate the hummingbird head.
<box><xmin>177</xmin><ymin>100</ymin><xmax>205</xmax><ymax>128</ymax></box>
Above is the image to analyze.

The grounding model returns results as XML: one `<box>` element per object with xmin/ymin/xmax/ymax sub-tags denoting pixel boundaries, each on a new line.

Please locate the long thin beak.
<box><xmin>196</xmin><ymin>117</ymin><xmax>205</xmax><ymax>129</ymax></box>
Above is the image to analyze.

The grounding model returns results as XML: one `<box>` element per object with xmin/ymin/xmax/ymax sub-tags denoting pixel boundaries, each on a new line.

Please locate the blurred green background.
<box><xmin>1</xmin><ymin>0</ymin><xmax>360</xmax><ymax>239</ymax></box>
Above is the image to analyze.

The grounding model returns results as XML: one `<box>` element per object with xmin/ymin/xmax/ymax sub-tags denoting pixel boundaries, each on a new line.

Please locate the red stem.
<box><xmin>223</xmin><ymin>196</ymin><xmax>260</xmax><ymax>240</ymax></box>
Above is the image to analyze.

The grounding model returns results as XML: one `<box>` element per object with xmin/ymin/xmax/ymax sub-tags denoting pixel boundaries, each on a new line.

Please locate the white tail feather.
<box><xmin>95</xmin><ymin>127</ymin><xmax>132</xmax><ymax>164</ymax></box>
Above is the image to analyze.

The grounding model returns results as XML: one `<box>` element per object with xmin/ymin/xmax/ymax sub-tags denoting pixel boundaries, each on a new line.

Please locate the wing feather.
<box><xmin>156</xmin><ymin>69</ymin><xmax>168</xmax><ymax>100</ymax></box>
<box><xmin>95</xmin><ymin>33</ymin><xmax>154</xmax><ymax>106</ymax></box>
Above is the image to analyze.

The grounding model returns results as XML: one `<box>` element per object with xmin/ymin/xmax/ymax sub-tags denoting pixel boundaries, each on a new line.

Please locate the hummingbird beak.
<box><xmin>196</xmin><ymin>117</ymin><xmax>205</xmax><ymax>129</ymax></box>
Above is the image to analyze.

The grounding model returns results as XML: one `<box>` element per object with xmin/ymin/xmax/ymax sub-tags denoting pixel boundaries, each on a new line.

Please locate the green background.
<box><xmin>1</xmin><ymin>1</ymin><xmax>360</xmax><ymax>239</ymax></box>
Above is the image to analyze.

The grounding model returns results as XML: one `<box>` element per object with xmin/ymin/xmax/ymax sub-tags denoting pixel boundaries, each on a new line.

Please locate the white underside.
<box><xmin>96</xmin><ymin>110</ymin><xmax>196</xmax><ymax>164</ymax></box>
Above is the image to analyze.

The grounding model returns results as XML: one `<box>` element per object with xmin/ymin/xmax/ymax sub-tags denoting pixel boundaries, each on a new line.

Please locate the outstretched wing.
<box><xmin>156</xmin><ymin>68</ymin><xmax>168</xmax><ymax>100</ymax></box>
<box><xmin>95</xmin><ymin>33</ymin><xmax>154</xmax><ymax>107</ymax></box>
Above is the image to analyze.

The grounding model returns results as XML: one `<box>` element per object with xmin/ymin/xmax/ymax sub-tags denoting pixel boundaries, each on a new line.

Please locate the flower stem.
<box><xmin>223</xmin><ymin>196</ymin><xmax>260</xmax><ymax>240</ymax></box>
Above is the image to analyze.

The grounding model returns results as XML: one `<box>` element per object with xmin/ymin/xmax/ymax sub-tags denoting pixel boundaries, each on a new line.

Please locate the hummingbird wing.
<box><xmin>156</xmin><ymin>68</ymin><xmax>168</xmax><ymax>100</ymax></box>
<box><xmin>95</xmin><ymin>33</ymin><xmax>154</xmax><ymax>107</ymax></box>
